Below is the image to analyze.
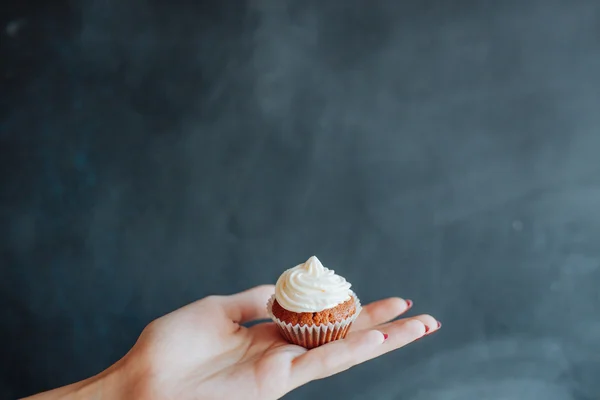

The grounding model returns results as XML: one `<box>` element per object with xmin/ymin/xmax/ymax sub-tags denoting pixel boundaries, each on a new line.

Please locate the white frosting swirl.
<box><xmin>275</xmin><ymin>256</ymin><xmax>352</xmax><ymax>313</ymax></box>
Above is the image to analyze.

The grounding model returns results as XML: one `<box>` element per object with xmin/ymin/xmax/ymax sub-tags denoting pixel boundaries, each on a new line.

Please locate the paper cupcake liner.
<box><xmin>266</xmin><ymin>291</ymin><xmax>362</xmax><ymax>349</ymax></box>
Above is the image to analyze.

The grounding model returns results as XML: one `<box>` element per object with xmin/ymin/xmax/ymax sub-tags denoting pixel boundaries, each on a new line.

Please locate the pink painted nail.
<box><xmin>424</xmin><ymin>325</ymin><xmax>430</xmax><ymax>334</ymax></box>
<box><xmin>405</xmin><ymin>299</ymin><xmax>413</xmax><ymax>310</ymax></box>
<box><xmin>437</xmin><ymin>321</ymin><xmax>442</xmax><ymax>329</ymax></box>
<box><xmin>383</xmin><ymin>333</ymin><xmax>389</xmax><ymax>341</ymax></box>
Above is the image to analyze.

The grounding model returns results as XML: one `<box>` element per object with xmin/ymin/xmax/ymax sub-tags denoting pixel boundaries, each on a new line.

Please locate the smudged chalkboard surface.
<box><xmin>2</xmin><ymin>0</ymin><xmax>600</xmax><ymax>399</ymax></box>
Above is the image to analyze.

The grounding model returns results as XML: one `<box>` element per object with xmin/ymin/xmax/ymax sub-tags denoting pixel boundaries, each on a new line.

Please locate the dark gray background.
<box><xmin>2</xmin><ymin>0</ymin><xmax>600</xmax><ymax>399</ymax></box>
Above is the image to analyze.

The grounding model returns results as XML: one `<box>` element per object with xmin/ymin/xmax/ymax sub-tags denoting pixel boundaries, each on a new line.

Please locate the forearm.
<box><xmin>21</xmin><ymin>357</ymin><xmax>134</xmax><ymax>400</ymax></box>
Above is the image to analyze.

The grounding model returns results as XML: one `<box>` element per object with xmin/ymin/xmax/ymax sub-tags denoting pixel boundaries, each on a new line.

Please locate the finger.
<box><xmin>376</xmin><ymin>313</ymin><xmax>438</xmax><ymax>335</ymax></box>
<box><xmin>219</xmin><ymin>284</ymin><xmax>275</xmax><ymax>324</ymax></box>
<box><xmin>290</xmin><ymin>314</ymin><xmax>437</xmax><ymax>385</ymax></box>
<box><xmin>374</xmin><ymin>314</ymin><xmax>440</xmax><ymax>356</ymax></box>
<box><xmin>351</xmin><ymin>297</ymin><xmax>412</xmax><ymax>331</ymax></box>
<box><xmin>290</xmin><ymin>329</ymin><xmax>385</xmax><ymax>386</ymax></box>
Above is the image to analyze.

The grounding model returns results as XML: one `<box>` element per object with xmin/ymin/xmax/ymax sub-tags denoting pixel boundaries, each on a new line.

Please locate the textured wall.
<box><xmin>2</xmin><ymin>0</ymin><xmax>600</xmax><ymax>399</ymax></box>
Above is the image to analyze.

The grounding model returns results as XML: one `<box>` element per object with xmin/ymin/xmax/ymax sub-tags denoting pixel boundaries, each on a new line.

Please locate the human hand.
<box><xmin>23</xmin><ymin>285</ymin><xmax>440</xmax><ymax>400</ymax></box>
<box><xmin>124</xmin><ymin>284</ymin><xmax>440</xmax><ymax>399</ymax></box>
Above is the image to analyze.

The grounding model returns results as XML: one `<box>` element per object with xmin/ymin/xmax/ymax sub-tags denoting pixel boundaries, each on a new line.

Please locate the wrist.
<box><xmin>72</xmin><ymin>362</ymin><xmax>128</xmax><ymax>399</ymax></box>
<box><xmin>74</xmin><ymin>352</ymin><xmax>148</xmax><ymax>400</ymax></box>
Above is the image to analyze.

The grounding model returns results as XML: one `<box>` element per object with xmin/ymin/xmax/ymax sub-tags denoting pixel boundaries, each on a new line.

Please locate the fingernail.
<box><xmin>383</xmin><ymin>333</ymin><xmax>389</xmax><ymax>341</ymax></box>
<box><xmin>423</xmin><ymin>322</ymin><xmax>441</xmax><ymax>336</ymax></box>
<box><xmin>405</xmin><ymin>299</ymin><xmax>413</xmax><ymax>310</ymax></box>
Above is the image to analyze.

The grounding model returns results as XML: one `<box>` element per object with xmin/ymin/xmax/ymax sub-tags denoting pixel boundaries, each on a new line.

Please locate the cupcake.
<box><xmin>267</xmin><ymin>256</ymin><xmax>362</xmax><ymax>349</ymax></box>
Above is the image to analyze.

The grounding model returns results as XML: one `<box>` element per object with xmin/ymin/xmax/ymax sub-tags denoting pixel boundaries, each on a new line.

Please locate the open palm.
<box><xmin>129</xmin><ymin>285</ymin><xmax>439</xmax><ymax>400</ymax></box>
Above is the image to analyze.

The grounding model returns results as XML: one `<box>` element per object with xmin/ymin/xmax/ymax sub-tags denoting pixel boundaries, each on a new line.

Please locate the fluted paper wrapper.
<box><xmin>266</xmin><ymin>291</ymin><xmax>362</xmax><ymax>349</ymax></box>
